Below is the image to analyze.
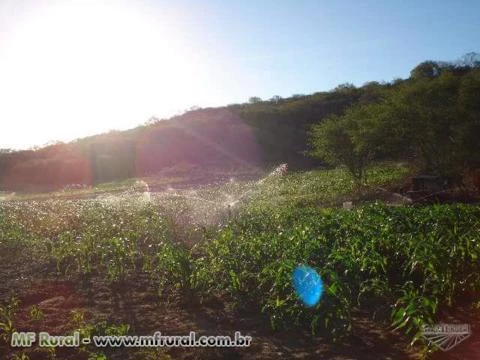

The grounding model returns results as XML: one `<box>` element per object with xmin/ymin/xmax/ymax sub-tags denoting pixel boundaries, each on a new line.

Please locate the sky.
<box><xmin>0</xmin><ymin>0</ymin><xmax>479</xmax><ymax>150</ymax></box>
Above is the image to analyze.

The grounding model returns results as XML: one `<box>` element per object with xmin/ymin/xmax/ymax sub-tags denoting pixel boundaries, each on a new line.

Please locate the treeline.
<box><xmin>0</xmin><ymin>109</ymin><xmax>262</xmax><ymax>191</ymax></box>
<box><xmin>310</xmin><ymin>53</ymin><xmax>480</xmax><ymax>186</ymax></box>
<box><xmin>0</xmin><ymin>83</ymin><xmax>374</xmax><ymax>191</ymax></box>
<box><xmin>1</xmin><ymin>53</ymin><xmax>479</xmax><ymax>191</ymax></box>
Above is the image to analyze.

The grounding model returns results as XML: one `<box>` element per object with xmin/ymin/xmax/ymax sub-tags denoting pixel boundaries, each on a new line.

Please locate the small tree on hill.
<box><xmin>310</xmin><ymin>114</ymin><xmax>371</xmax><ymax>184</ymax></box>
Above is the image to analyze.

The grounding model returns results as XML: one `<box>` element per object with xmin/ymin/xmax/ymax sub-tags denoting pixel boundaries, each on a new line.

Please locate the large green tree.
<box><xmin>309</xmin><ymin>104</ymin><xmax>388</xmax><ymax>184</ymax></box>
<box><xmin>310</xmin><ymin>65</ymin><xmax>480</xmax><ymax>184</ymax></box>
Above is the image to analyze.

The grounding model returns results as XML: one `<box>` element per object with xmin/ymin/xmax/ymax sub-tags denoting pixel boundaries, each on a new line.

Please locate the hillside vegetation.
<box><xmin>2</xmin><ymin>53</ymin><xmax>479</xmax><ymax>192</ymax></box>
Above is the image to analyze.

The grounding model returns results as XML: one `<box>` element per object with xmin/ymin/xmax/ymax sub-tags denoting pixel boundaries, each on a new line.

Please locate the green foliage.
<box><xmin>241</xmin><ymin>163</ymin><xmax>410</xmax><ymax>209</ymax></box>
<box><xmin>12</xmin><ymin>352</ymin><xmax>31</xmax><ymax>360</ymax></box>
<box><xmin>410</xmin><ymin>61</ymin><xmax>443</xmax><ymax>79</ymax></box>
<box><xmin>150</xmin><ymin>240</ymin><xmax>192</xmax><ymax>295</ymax></box>
<box><xmin>45</xmin><ymin>201</ymin><xmax>173</xmax><ymax>283</ymax></box>
<box><xmin>0</xmin><ymin>296</ymin><xmax>19</xmax><ymax>343</ymax></box>
<box><xmin>236</xmin><ymin>88</ymin><xmax>362</xmax><ymax>168</ymax></box>
<box><xmin>1</xmin><ymin>165</ymin><xmax>479</xmax><ymax>349</ymax></box>
<box><xmin>28</xmin><ymin>305</ymin><xmax>44</xmax><ymax>322</ymax></box>
<box><xmin>309</xmin><ymin>106</ymin><xmax>376</xmax><ymax>181</ymax></box>
<box><xmin>69</xmin><ymin>310</ymin><xmax>129</xmax><ymax>360</ymax></box>
<box><xmin>193</xmin><ymin>203</ymin><xmax>480</xmax><ymax>341</ymax></box>
<box><xmin>391</xmin><ymin>282</ymin><xmax>437</xmax><ymax>345</ymax></box>
<box><xmin>310</xmin><ymin>65</ymin><xmax>480</xmax><ymax>180</ymax></box>
<box><xmin>248</xmin><ymin>96</ymin><xmax>263</xmax><ymax>104</ymax></box>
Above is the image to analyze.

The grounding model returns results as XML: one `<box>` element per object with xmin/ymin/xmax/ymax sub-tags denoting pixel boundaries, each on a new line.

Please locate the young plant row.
<box><xmin>1</xmin><ymin>198</ymin><xmax>479</xmax><ymax>345</ymax></box>
<box><xmin>192</xmin><ymin>204</ymin><xmax>480</xmax><ymax>342</ymax></box>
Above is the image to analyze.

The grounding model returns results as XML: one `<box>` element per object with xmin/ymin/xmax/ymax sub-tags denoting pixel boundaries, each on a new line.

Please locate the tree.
<box><xmin>310</xmin><ymin>110</ymin><xmax>373</xmax><ymax>184</ymax></box>
<box><xmin>334</xmin><ymin>83</ymin><xmax>356</xmax><ymax>93</ymax></box>
<box><xmin>455</xmin><ymin>52</ymin><xmax>480</xmax><ymax>68</ymax></box>
<box><xmin>387</xmin><ymin>72</ymin><xmax>465</xmax><ymax>176</ymax></box>
<box><xmin>310</xmin><ymin>67</ymin><xmax>480</xmax><ymax>185</ymax></box>
<box><xmin>248</xmin><ymin>96</ymin><xmax>262</xmax><ymax>104</ymax></box>
<box><xmin>410</xmin><ymin>61</ymin><xmax>442</xmax><ymax>79</ymax></box>
<box><xmin>291</xmin><ymin>94</ymin><xmax>306</xmax><ymax>99</ymax></box>
<box><xmin>270</xmin><ymin>95</ymin><xmax>282</xmax><ymax>104</ymax></box>
<box><xmin>457</xmin><ymin>68</ymin><xmax>480</xmax><ymax>169</ymax></box>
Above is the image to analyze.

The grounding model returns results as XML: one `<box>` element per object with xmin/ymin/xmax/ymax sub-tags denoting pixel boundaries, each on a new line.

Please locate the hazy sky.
<box><xmin>0</xmin><ymin>0</ymin><xmax>479</xmax><ymax>149</ymax></box>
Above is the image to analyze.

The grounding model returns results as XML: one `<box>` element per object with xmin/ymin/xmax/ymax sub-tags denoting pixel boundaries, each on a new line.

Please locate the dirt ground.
<box><xmin>0</xmin><ymin>273</ymin><xmax>427</xmax><ymax>360</ymax></box>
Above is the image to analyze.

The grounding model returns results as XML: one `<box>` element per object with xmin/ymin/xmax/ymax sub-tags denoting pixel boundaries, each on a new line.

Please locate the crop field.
<box><xmin>1</xmin><ymin>164</ymin><xmax>479</xmax><ymax>360</ymax></box>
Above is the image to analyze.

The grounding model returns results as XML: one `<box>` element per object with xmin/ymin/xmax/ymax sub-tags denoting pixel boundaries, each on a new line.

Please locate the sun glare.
<box><xmin>0</xmin><ymin>1</ymin><xmax>203</xmax><ymax>149</ymax></box>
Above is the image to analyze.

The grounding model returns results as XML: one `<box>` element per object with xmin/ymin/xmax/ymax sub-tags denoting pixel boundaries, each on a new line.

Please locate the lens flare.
<box><xmin>292</xmin><ymin>265</ymin><xmax>323</xmax><ymax>307</ymax></box>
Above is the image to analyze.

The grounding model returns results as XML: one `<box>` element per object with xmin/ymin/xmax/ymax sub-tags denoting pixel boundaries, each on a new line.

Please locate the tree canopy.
<box><xmin>310</xmin><ymin>59</ymin><xmax>480</xmax><ymax>184</ymax></box>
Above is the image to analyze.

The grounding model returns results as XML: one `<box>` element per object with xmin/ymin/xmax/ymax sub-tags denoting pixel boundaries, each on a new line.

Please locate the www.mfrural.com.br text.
<box><xmin>11</xmin><ymin>331</ymin><xmax>252</xmax><ymax>348</ymax></box>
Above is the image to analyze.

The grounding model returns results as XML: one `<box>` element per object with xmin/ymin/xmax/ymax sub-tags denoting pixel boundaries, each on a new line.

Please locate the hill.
<box><xmin>1</xmin><ymin>53</ymin><xmax>479</xmax><ymax>192</ymax></box>
<box><xmin>0</xmin><ymin>89</ymin><xmax>364</xmax><ymax>191</ymax></box>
